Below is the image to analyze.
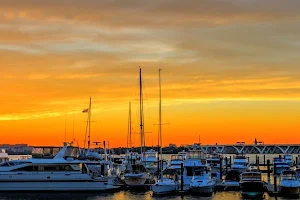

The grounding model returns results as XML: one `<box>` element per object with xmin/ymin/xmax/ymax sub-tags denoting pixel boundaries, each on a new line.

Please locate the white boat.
<box><xmin>222</xmin><ymin>169</ymin><xmax>240</xmax><ymax>191</ymax></box>
<box><xmin>169</xmin><ymin>154</ymin><xmax>185</xmax><ymax>175</ymax></box>
<box><xmin>239</xmin><ymin>171</ymin><xmax>264</xmax><ymax>198</ymax></box>
<box><xmin>272</xmin><ymin>157</ymin><xmax>290</xmax><ymax>175</ymax></box>
<box><xmin>151</xmin><ymin>169</ymin><xmax>179</xmax><ymax>195</ymax></box>
<box><xmin>206</xmin><ymin>153</ymin><xmax>225</xmax><ymax>179</ymax></box>
<box><xmin>151</xmin><ymin>69</ymin><xmax>178</xmax><ymax>195</ymax></box>
<box><xmin>141</xmin><ymin>149</ymin><xmax>159</xmax><ymax>174</ymax></box>
<box><xmin>284</xmin><ymin>155</ymin><xmax>294</xmax><ymax>167</ymax></box>
<box><xmin>280</xmin><ymin>170</ymin><xmax>300</xmax><ymax>197</ymax></box>
<box><xmin>0</xmin><ymin>144</ymin><xmax>118</xmax><ymax>191</ymax></box>
<box><xmin>0</xmin><ymin>149</ymin><xmax>9</xmax><ymax>163</ymax></box>
<box><xmin>189</xmin><ymin>166</ymin><xmax>215</xmax><ymax>195</ymax></box>
<box><xmin>182</xmin><ymin>150</ymin><xmax>206</xmax><ymax>191</ymax></box>
<box><xmin>232</xmin><ymin>155</ymin><xmax>249</xmax><ymax>173</ymax></box>
<box><xmin>151</xmin><ymin>178</ymin><xmax>178</xmax><ymax>195</ymax></box>
<box><xmin>124</xmin><ymin>164</ymin><xmax>150</xmax><ymax>188</ymax></box>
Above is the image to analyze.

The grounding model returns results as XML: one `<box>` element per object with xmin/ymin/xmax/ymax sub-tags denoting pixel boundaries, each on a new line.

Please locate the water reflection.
<box><xmin>0</xmin><ymin>191</ymin><xmax>295</xmax><ymax>200</ymax></box>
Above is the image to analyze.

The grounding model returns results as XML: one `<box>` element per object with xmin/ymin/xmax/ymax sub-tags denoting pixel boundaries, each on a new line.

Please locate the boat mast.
<box><xmin>139</xmin><ymin>67</ymin><xmax>144</xmax><ymax>159</ymax></box>
<box><xmin>159</xmin><ymin>69</ymin><xmax>163</xmax><ymax>180</ymax></box>
<box><xmin>87</xmin><ymin>97</ymin><xmax>92</xmax><ymax>151</ymax></box>
<box><xmin>127</xmin><ymin>102</ymin><xmax>132</xmax><ymax>150</ymax></box>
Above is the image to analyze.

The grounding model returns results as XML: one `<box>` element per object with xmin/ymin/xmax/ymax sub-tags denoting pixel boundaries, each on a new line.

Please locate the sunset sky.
<box><xmin>1</xmin><ymin>0</ymin><xmax>300</xmax><ymax>147</ymax></box>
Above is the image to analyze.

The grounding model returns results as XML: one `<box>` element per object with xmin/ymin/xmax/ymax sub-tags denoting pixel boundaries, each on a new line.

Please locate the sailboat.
<box><xmin>124</xmin><ymin>68</ymin><xmax>150</xmax><ymax>189</ymax></box>
<box><xmin>151</xmin><ymin>69</ymin><xmax>178</xmax><ymax>195</ymax></box>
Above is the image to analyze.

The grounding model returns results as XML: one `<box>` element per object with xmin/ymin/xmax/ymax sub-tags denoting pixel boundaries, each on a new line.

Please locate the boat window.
<box><xmin>241</xmin><ymin>173</ymin><xmax>261</xmax><ymax>179</ymax></box>
<box><xmin>0</xmin><ymin>162</ymin><xmax>10</xmax><ymax>167</ymax></box>
<box><xmin>281</xmin><ymin>174</ymin><xmax>296</xmax><ymax>180</ymax></box>
<box><xmin>187</xmin><ymin>151</ymin><xmax>205</xmax><ymax>160</ymax></box>
<box><xmin>12</xmin><ymin>166</ymin><xmax>34</xmax><ymax>171</ymax></box>
<box><xmin>186</xmin><ymin>167</ymin><xmax>195</xmax><ymax>176</ymax></box>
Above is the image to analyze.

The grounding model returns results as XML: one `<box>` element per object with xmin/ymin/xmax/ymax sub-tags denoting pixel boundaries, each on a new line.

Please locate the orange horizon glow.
<box><xmin>1</xmin><ymin>1</ymin><xmax>300</xmax><ymax>147</ymax></box>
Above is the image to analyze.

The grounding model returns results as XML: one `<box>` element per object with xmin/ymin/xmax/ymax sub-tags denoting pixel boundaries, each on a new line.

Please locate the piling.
<box><xmin>157</xmin><ymin>160</ymin><xmax>160</xmax><ymax>178</ymax></box>
<box><xmin>296</xmin><ymin>156</ymin><xmax>298</xmax><ymax>167</ymax></box>
<box><xmin>267</xmin><ymin>160</ymin><xmax>270</xmax><ymax>184</ymax></box>
<box><xmin>264</xmin><ymin>155</ymin><xmax>266</xmax><ymax>166</ymax></box>
<box><xmin>219</xmin><ymin>158</ymin><xmax>223</xmax><ymax>180</ymax></box>
<box><xmin>274</xmin><ymin>163</ymin><xmax>277</xmax><ymax>175</ymax></box>
<box><xmin>257</xmin><ymin>156</ymin><xmax>260</xmax><ymax>166</ymax></box>
<box><xmin>255</xmin><ymin>155</ymin><xmax>258</xmax><ymax>165</ymax></box>
<box><xmin>274</xmin><ymin>175</ymin><xmax>277</xmax><ymax>192</ymax></box>
<box><xmin>229</xmin><ymin>156</ymin><xmax>232</xmax><ymax>168</ymax></box>
<box><xmin>279</xmin><ymin>155</ymin><xmax>281</xmax><ymax>159</ymax></box>
<box><xmin>180</xmin><ymin>162</ymin><xmax>184</xmax><ymax>191</ymax></box>
<box><xmin>225</xmin><ymin>157</ymin><xmax>228</xmax><ymax>173</ymax></box>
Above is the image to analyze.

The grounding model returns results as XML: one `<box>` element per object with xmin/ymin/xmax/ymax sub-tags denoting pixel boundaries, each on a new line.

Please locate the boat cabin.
<box><xmin>280</xmin><ymin>170</ymin><xmax>298</xmax><ymax>181</ymax></box>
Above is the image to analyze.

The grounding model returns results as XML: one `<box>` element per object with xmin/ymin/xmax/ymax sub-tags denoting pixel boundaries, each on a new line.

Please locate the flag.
<box><xmin>82</xmin><ymin>108</ymin><xmax>89</xmax><ymax>113</ymax></box>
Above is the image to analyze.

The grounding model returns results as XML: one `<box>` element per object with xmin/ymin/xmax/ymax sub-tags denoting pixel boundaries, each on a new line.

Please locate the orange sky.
<box><xmin>1</xmin><ymin>0</ymin><xmax>300</xmax><ymax>147</ymax></box>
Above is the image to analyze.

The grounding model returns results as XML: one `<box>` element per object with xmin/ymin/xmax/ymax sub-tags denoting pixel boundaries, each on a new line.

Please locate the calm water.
<box><xmin>0</xmin><ymin>191</ymin><xmax>298</xmax><ymax>200</ymax></box>
<box><xmin>4</xmin><ymin>154</ymin><xmax>299</xmax><ymax>200</ymax></box>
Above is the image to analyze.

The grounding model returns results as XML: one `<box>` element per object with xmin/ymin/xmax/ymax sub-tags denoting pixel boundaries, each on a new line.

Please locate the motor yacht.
<box><xmin>124</xmin><ymin>164</ymin><xmax>150</xmax><ymax>189</ymax></box>
<box><xmin>239</xmin><ymin>171</ymin><xmax>264</xmax><ymax>198</ymax></box>
<box><xmin>279</xmin><ymin>170</ymin><xmax>300</xmax><ymax>197</ymax></box>
<box><xmin>168</xmin><ymin>154</ymin><xmax>185</xmax><ymax>175</ymax></box>
<box><xmin>0</xmin><ymin>144</ymin><xmax>118</xmax><ymax>191</ymax></box>
<box><xmin>206</xmin><ymin>153</ymin><xmax>224</xmax><ymax>179</ymax></box>
<box><xmin>222</xmin><ymin>169</ymin><xmax>240</xmax><ymax>191</ymax></box>
<box><xmin>284</xmin><ymin>155</ymin><xmax>294</xmax><ymax>167</ymax></box>
<box><xmin>272</xmin><ymin>157</ymin><xmax>290</xmax><ymax>175</ymax></box>
<box><xmin>182</xmin><ymin>150</ymin><xmax>206</xmax><ymax>191</ymax></box>
<box><xmin>189</xmin><ymin>166</ymin><xmax>215</xmax><ymax>196</ymax></box>
<box><xmin>151</xmin><ymin>168</ymin><xmax>179</xmax><ymax>195</ymax></box>
<box><xmin>232</xmin><ymin>155</ymin><xmax>249</xmax><ymax>173</ymax></box>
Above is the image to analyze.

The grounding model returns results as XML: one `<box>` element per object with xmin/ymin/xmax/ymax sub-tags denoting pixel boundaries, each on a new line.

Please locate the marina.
<box><xmin>1</xmin><ymin>147</ymin><xmax>300</xmax><ymax>199</ymax></box>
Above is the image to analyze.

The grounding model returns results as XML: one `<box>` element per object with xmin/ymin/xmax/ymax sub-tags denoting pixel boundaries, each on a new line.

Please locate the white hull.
<box><xmin>190</xmin><ymin>185</ymin><xmax>214</xmax><ymax>195</ymax></box>
<box><xmin>0</xmin><ymin>181</ymin><xmax>118</xmax><ymax>191</ymax></box>
<box><xmin>151</xmin><ymin>184</ymin><xmax>177</xmax><ymax>194</ymax></box>
<box><xmin>124</xmin><ymin>173</ymin><xmax>148</xmax><ymax>187</ymax></box>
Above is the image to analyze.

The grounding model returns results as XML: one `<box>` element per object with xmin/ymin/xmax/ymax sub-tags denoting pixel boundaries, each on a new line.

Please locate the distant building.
<box><xmin>169</xmin><ymin>144</ymin><xmax>177</xmax><ymax>148</ymax></box>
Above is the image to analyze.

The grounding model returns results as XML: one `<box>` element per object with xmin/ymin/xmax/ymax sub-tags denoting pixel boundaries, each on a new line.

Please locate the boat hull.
<box><xmin>280</xmin><ymin>186</ymin><xmax>300</xmax><ymax>197</ymax></box>
<box><xmin>190</xmin><ymin>185</ymin><xmax>214</xmax><ymax>196</ymax></box>
<box><xmin>240</xmin><ymin>181</ymin><xmax>264</xmax><ymax>198</ymax></box>
<box><xmin>0</xmin><ymin>181</ymin><xmax>118</xmax><ymax>191</ymax></box>
<box><xmin>151</xmin><ymin>184</ymin><xmax>177</xmax><ymax>195</ymax></box>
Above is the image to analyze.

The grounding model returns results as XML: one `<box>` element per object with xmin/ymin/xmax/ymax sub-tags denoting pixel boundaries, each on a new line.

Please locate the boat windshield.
<box><xmin>171</xmin><ymin>155</ymin><xmax>184</xmax><ymax>161</ymax></box>
<box><xmin>241</xmin><ymin>173</ymin><xmax>261</xmax><ymax>180</ymax></box>
<box><xmin>281</xmin><ymin>174</ymin><xmax>297</xmax><ymax>180</ymax></box>
<box><xmin>187</xmin><ymin>151</ymin><xmax>205</xmax><ymax>160</ymax></box>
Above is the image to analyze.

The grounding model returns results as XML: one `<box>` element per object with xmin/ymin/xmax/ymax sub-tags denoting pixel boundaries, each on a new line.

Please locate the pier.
<box><xmin>186</xmin><ymin>144</ymin><xmax>300</xmax><ymax>154</ymax></box>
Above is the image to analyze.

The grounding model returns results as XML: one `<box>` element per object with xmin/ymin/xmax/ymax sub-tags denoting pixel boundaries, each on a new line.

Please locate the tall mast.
<box><xmin>127</xmin><ymin>102</ymin><xmax>132</xmax><ymax>149</ymax></box>
<box><xmin>139</xmin><ymin>67</ymin><xmax>144</xmax><ymax>158</ymax></box>
<box><xmin>159</xmin><ymin>69</ymin><xmax>163</xmax><ymax>180</ymax></box>
<box><xmin>87</xmin><ymin>97</ymin><xmax>92</xmax><ymax>151</ymax></box>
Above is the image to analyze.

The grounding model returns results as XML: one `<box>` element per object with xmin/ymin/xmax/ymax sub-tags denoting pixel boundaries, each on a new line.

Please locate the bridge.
<box><xmin>185</xmin><ymin>144</ymin><xmax>300</xmax><ymax>154</ymax></box>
